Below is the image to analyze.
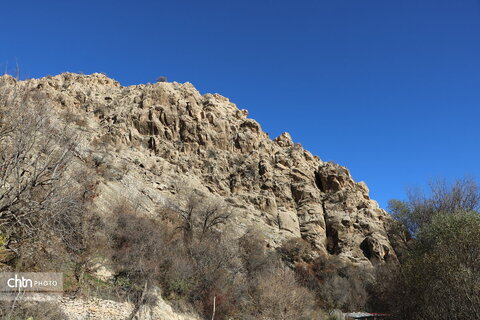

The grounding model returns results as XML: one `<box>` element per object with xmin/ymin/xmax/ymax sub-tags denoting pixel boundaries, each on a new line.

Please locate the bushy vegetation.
<box><xmin>379</xmin><ymin>178</ymin><xmax>480</xmax><ymax>320</ymax></box>
<box><xmin>284</xmin><ymin>248</ymin><xmax>371</xmax><ymax>312</ymax></box>
<box><xmin>0</xmin><ymin>301</ymin><xmax>67</xmax><ymax>320</ymax></box>
<box><xmin>108</xmin><ymin>198</ymin><xmax>320</xmax><ymax>319</ymax></box>
<box><xmin>388</xmin><ymin>177</ymin><xmax>479</xmax><ymax>234</ymax></box>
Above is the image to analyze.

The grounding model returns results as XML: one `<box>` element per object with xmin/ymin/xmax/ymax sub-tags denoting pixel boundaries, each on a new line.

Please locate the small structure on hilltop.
<box><xmin>344</xmin><ymin>312</ymin><xmax>390</xmax><ymax>320</ymax></box>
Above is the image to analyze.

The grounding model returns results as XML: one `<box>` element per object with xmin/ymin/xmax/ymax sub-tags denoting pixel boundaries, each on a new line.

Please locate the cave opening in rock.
<box><xmin>314</xmin><ymin>171</ymin><xmax>325</xmax><ymax>192</ymax></box>
<box><xmin>326</xmin><ymin>224</ymin><xmax>340</xmax><ymax>254</ymax></box>
<box><xmin>360</xmin><ymin>238</ymin><xmax>372</xmax><ymax>260</ymax></box>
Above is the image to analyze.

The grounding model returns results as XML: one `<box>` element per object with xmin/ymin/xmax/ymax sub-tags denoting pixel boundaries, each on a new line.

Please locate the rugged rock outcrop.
<box><xmin>0</xmin><ymin>73</ymin><xmax>396</xmax><ymax>266</ymax></box>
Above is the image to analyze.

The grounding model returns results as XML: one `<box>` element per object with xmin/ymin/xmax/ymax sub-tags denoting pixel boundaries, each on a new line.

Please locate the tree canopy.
<box><xmin>385</xmin><ymin>178</ymin><xmax>480</xmax><ymax>320</ymax></box>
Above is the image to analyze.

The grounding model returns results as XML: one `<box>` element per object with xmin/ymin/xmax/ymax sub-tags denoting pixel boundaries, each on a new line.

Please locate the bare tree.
<box><xmin>0</xmin><ymin>84</ymin><xmax>96</xmax><ymax>277</ymax></box>
<box><xmin>168</xmin><ymin>191</ymin><xmax>231</xmax><ymax>242</ymax></box>
<box><xmin>108</xmin><ymin>203</ymin><xmax>170</xmax><ymax>319</ymax></box>
<box><xmin>429</xmin><ymin>177</ymin><xmax>479</xmax><ymax>213</ymax></box>
<box><xmin>388</xmin><ymin>176</ymin><xmax>479</xmax><ymax>234</ymax></box>
<box><xmin>250</xmin><ymin>267</ymin><xmax>316</xmax><ymax>320</ymax></box>
<box><xmin>0</xmin><ymin>86</ymin><xmax>80</xmax><ymax>237</ymax></box>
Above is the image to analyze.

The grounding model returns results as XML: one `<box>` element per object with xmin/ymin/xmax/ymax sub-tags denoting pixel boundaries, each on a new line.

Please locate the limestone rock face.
<box><xmin>0</xmin><ymin>73</ymin><xmax>398</xmax><ymax>266</ymax></box>
<box><xmin>317</xmin><ymin>162</ymin><xmax>396</xmax><ymax>264</ymax></box>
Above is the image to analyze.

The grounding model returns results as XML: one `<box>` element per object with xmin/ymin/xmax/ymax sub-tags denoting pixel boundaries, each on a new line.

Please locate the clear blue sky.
<box><xmin>1</xmin><ymin>0</ymin><xmax>479</xmax><ymax>209</ymax></box>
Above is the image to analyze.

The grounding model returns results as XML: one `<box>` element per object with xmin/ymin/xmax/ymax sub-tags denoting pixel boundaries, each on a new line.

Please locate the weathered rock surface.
<box><xmin>0</xmin><ymin>73</ymin><xmax>397</xmax><ymax>267</ymax></box>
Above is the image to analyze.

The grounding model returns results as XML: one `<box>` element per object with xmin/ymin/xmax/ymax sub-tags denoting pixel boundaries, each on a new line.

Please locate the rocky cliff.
<box><xmin>0</xmin><ymin>72</ymin><xmax>397</xmax><ymax>266</ymax></box>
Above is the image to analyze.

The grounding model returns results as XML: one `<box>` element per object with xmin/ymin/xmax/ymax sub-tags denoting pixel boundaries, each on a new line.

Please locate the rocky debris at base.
<box><xmin>60</xmin><ymin>293</ymin><xmax>200</xmax><ymax>320</ymax></box>
<box><xmin>60</xmin><ymin>298</ymin><xmax>131</xmax><ymax>320</ymax></box>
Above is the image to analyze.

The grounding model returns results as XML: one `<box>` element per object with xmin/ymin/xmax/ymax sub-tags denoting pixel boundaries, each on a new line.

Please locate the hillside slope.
<box><xmin>0</xmin><ymin>72</ymin><xmax>398</xmax><ymax>266</ymax></box>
